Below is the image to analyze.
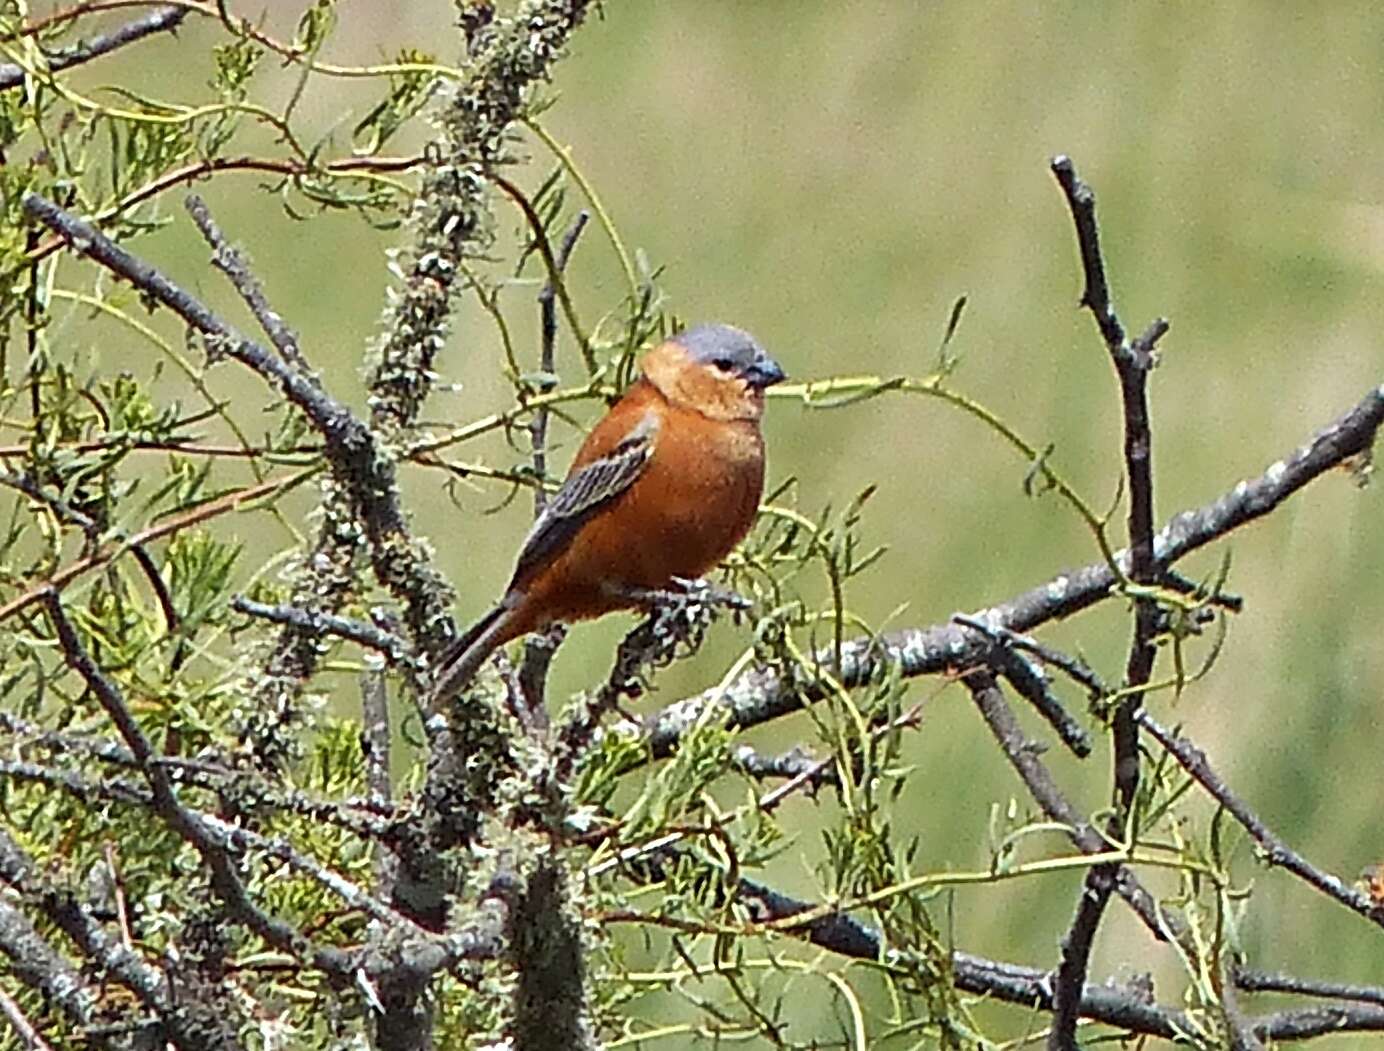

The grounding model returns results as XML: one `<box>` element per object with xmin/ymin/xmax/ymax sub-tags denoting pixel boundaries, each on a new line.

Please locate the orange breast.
<box><xmin>508</xmin><ymin>405</ymin><xmax>765</xmax><ymax>632</ymax></box>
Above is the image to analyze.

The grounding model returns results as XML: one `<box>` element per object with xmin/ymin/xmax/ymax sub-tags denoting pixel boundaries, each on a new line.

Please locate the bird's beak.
<box><xmin>745</xmin><ymin>351</ymin><xmax>787</xmax><ymax>390</ymax></box>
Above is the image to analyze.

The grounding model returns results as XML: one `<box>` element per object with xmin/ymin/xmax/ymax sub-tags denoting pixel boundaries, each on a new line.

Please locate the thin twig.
<box><xmin>953</xmin><ymin>612</ymin><xmax>1108</xmax><ymax>699</ymax></box>
<box><xmin>953</xmin><ymin>613</ymin><xmax>1094</xmax><ymax>756</ymax></box>
<box><xmin>12</xmin><ymin>154</ymin><xmax>423</xmax><ymax>274</ymax></box>
<box><xmin>1236</xmin><ymin>968</ymin><xmax>1384</xmax><ymax>1008</ymax></box>
<box><xmin>0</xmin><ymin>469</ymin><xmax>313</xmax><ymax>626</ymax></box>
<box><xmin>0</xmin><ymin>972</ymin><xmax>56</xmax><ymax>1051</ymax></box>
<box><xmin>640</xmin><ymin>378</ymin><xmax>1384</xmax><ymax>759</ymax></box>
<box><xmin>489</xmin><ymin>173</ymin><xmax>594</xmax><ymax>374</ymax></box>
<box><xmin>0</xmin><ymin>5</ymin><xmax>186</xmax><ymax>91</ymax></box>
<box><xmin>1140</xmin><ymin>712</ymin><xmax>1384</xmax><ymax>931</ymax></box>
<box><xmin>963</xmin><ymin>670</ymin><xmax>1185</xmax><ymax>946</ymax></box>
<box><xmin>232</xmin><ymin>596</ymin><xmax>411</xmax><ymax>664</ymax></box>
<box><xmin>0</xmin><ymin>468</ymin><xmax>179</xmax><ymax>634</ymax></box>
<box><xmin>186</xmin><ymin>194</ymin><xmax>311</xmax><ymax>373</ymax></box>
<box><xmin>1050</xmin><ymin>155</ymin><xmax>1124</xmax><ymax>349</ymax></box>
<box><xmin>1049</xmin><ymin>154</ymin><xmax>1170</xmax><ymax>1050</ymax></box>
<box><xmin>531</xmin><ymin>209</ymin><xmax>591</xmax><ymax>514</ymax></box>
<box><xmin>519</xmin><ymin>209</ymin><xmax>589</xmax><ymax>711</ymax></box>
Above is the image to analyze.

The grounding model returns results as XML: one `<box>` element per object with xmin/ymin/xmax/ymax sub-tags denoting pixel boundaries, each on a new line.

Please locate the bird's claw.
<box><xmin>611</xmin><ymin>578</ymin><xmax>751</xmax><ymax>613</ymax></box>
<box><xmin>666</xmin><ymin>576</ymin><xmax>753</xmax><ymax>611</ymax></box>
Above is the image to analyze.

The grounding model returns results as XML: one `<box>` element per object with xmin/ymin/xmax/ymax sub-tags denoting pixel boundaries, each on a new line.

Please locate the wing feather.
<box><xmin>510</xmin><ymin>412</ymin><xmax>657</xmax><ymax>585</ymax></box>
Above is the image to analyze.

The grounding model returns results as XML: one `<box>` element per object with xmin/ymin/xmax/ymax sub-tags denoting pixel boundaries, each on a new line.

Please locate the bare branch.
<box><xmin>0</xmin><ymin>5</ymin><xmax>186</xmax><ymax>91</ymax></box>
<box><xmin>233</xmin><ymin>596</ymin><xmax>411</xmax><ymax>665</ymax></box>
<box><xmin>1255</xmin><ymin>1004</ymin><xmax>1384</xmax><ymax>1042</ymax></box>
<box><xmin>954</xmin><ymin>614</ymin><xmax>1094</xmax><ymax>756</ymax></box>
<box><xmin>1236</xmin><ymin>968</ymin><xmax>1384</xmax><ymax>1008</ymax></box>
<box><xmin>1048</xmin><ymin>153</ymin><xmax>1170</xmax><ymax>1051</ymax></box>
<box><xmin>1140</xmin><ymin>713</ymin><xmax>1384</xmax><ymax>931</ymax></box>
<box><xmin>731</xmin><ymin>744</ymin><xmax>829</xmax><ymax>785</ymax></box>
<box><xmin>733</xmin><ymin>875</ymin><xmax>1191</xmax><ymax>1040</ymax></box>
<box><xmin>531</xmin><ymin>208</ymin><xmax>593</xmax><ymax>513</ymax></box>
<box><xmin>1050</xmin><ymin>155</ymin><xmax>1124</xmax><ymax>350</ymax></box>
<box><xmin>953</xmin><ymin>611</ymin><xmax>1109</xmax><ymax>699</ymax></box>
<box><xmin>518</xmin><ymin>210</ymin><xmax>591</xmax><ymax>709</ymax></box>
<box><xmin>185</xmin><ymin>194</ymin><xmax>311</xmax><ymax>373</ymax></box>
<box><xmin>642</xmin><ymin>376</ymin><xmax>1384</xmax><ymax>756</ymax></box>
<box><xmin>964</xmin><ymin>670</ymin><xmax>1185</xmax><ymax>946</ymax></box>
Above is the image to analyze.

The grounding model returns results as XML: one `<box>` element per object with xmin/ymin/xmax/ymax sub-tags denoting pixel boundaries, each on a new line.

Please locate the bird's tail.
<box><xmin>430</xmin><ymin>604</ymin><xmax>513</xmax><ymax>702</ymax></box>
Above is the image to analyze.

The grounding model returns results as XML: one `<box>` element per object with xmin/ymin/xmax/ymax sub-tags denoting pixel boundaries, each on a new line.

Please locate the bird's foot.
<box><xmin>610</xmin><ymin>577</ymin><xmax>750</xmax><ymax>613</ymax></box>
<box><xmin>668</xmin><ymin>576</ymin><xmax>753</xmax><ymax>612</ymax></box>
<box><xmin>593</xmin><ymin>579</ymin><xmax>753</xmax><ymax>703</ymax></box>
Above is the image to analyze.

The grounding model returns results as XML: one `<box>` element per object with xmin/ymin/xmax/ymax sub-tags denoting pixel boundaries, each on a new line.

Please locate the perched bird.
<box><xmin>432</xmin><ymin>323</ymin><xmax>786</xmax><ymax>700</ymax></box>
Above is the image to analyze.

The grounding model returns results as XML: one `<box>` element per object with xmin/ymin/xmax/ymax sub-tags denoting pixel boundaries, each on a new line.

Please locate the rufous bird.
<box><xmin>432</xmin><ymin>323</ymin><xmax>785</xmax><ymax>700</ymax></box>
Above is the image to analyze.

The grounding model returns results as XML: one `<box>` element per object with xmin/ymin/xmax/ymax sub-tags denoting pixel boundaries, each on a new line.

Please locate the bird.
<box><xmin>431</xmin><ymin>323</ymin><xmax>786</xmax><ymax>701</ymax></box>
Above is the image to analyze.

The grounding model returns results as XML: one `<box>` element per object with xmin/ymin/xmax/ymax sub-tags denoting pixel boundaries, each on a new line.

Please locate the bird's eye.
<box><xmin>711</xmin><ymin>357</ymin><xmax>735</xmax><ymax>372</ymax></box>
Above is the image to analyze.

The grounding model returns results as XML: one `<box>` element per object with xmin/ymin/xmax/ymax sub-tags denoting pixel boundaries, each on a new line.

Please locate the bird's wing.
<box><xmin>510</xmin><ymin>410</ymin><xmax>659</xmax><ymax>586</ymax></box>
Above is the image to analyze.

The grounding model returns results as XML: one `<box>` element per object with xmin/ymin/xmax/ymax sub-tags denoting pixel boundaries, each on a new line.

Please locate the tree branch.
<box><xmin>641</xmin><ymin>378</ymin><xmax>1384</xmax><ymax>755</ymax></box>
<box><xmin>964</xmin><ymin>670</ymin><xmax>1185</xmax><ymax>945</ymax></box>
<box><xmin>185</xmin><ymin>193</ymin><xmax>311</xmax><ymax>373</ymax></box>
<box><xmin>520</xmin><ymin>209</ymin><xmax>590</xmax><ymax>708</ymax></box>
<box><xmin>233</xmin><ymin>596</ymin><xmax>412</xmax><ymax>666</ymax></box>
<box><xmin>0</xmin><ymin>5</ymin><xmax>186</xmax><ymax>91</ymax></box>
<box><xmin>735</xmin><ymin>875</ymin><xmax>1190</xmax><ymax>1040</ymax></box>
<box><xmin>1140</xmin><ymin>712</ymin><xmax>1384</xmax><ymax>930</ymax></box>
<box><xmin>954</xmin><ymin>614</ymin><xmax>1095</xmax><ymax>756</ymax></box>
<box><xmin>1236</xmin><ymin>968</ymin><xmax>1384</xmax><ymax>1008</ymax></box>
<box><xmin>367</xmin><ymin>0</ymin><xmax>596</xmax><ymax>435</ymax></box>
<box><xmin>0</xmin><ymin>827</ymin><xmax>240</xmax><ymax>1050</ymax></box>
<box><xmin>735</xmin><ymin>872</ymin><xmax>1384</xmax><ymax>1043</ymax></box>
<box><xmin>44</xmin><ymin>590</ymin><xmax>359</xmax><ymax>982</ymax></box>
<box><xmin>1048</xmin><ymin>154</ymin><xmax>1169</xmax><ymax>1051</ymax></box>
<box><xmin>0</xmin><ymin>897</ymin><xmax>99</xmax><ymax>1044</ymax></box>
<box><xmin>361</xmin><ymin>669</ymin><xmax>396</xmax><ymax>898</ymax></box>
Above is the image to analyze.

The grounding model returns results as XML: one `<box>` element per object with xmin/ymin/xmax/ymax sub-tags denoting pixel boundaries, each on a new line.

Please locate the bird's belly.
<box><xmin>513</xmin><ymin>415</ymin><xmax>765</xmax><ymax>628</ymax></box>
<box><xmin>615</xmin><ymin>467</ymin><xmax>759</xmax><ymax>585</ymax></box>
<box><xmin>565</xmin><ymin>444</ymin><xmax>761</xmax><ymax>594</ymax></box>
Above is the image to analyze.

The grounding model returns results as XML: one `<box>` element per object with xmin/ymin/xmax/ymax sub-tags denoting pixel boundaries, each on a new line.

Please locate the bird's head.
<box><xmin>641</xmin><ymin>323</ymin><xmax>786</xmax><ymax>421</ymax></box>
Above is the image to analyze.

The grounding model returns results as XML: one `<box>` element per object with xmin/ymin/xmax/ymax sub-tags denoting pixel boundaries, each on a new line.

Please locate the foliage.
<box><xmin>0</xmin><ymin>4</ymin><xmax>1381</xmax><ymax>1051</ymax></box>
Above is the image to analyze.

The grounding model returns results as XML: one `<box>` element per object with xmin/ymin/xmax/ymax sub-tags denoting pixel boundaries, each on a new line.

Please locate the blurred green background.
<box><xmin>51</xmin><ymin>1</ymin><xmax>1384</xmax><ymax>1043</ymax></box>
